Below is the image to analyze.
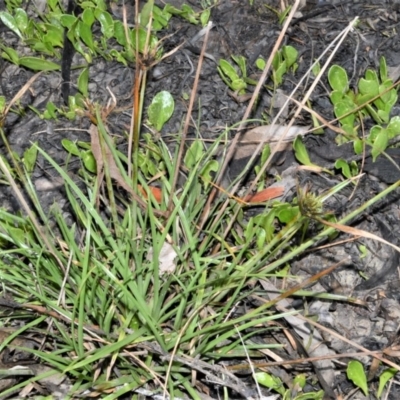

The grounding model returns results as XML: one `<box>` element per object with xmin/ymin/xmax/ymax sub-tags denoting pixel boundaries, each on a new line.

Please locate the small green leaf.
<box><xmin>293</xmin><ymin>136</ymin><xmax>313</xmax><ymax>166</ymax></box>
<box><xmin>277</xmin><ymin>204</ymin><xmax>299</xmax><ymax>224</ymax></box>
<box><xmin>78</xmin><ymin>21</ymin><xmax>95</xmax><ymax>51</ymax></box>
<box><xmin>151</xmin><ymin>5</ymin><xmax>171</xmax><ymax>30</ymax></box>
<box><xmin>147</xmin><ymin>91</ymin><xmax>174</xmax><ymax>131</ymax></box>
<box><xmin>328</xmin><ymin>65</ymin><xmax>349</xmax><ymax>93</ymax></box>
<box><xmin>14</xmin><ymin>8</ymin><xmax>28</xmax><ymax>33</ymax></box>
<box><xmin>273</xmin><ymin>61</ymin><xmax>286</xmax><ymax>85</ymax></box>
<box><xmin>256</xmin><ymin>57</ymin><xmax>266</xmax><ymax>71</ymax></box>
<box><xmin>255</xmin><ymin>372</ymin><xmax>285</xmax><ymax>395</ymax></box>
<box><xmin>131</xmin><ymin>27</ymin><xmax>157</xmax><ymax>53</ymax></box>
<box><xmin>379</xmin><ymin>80</ymin><xmax>397</xmax><ymax>105</ymax></box>
<box><xmin>77</xmin><ymin>67</ymin><xmax>89</xmax><ymax>96</ymax></box>
<box><xmin>347</xmin><ymin>360</ymin><xmax>368</xmax><ymax>396</ymax></box>
<box><xmin>335</xmin><ymin>159</ymin><xmax>352</xmax><ymax>179</ymax></box>
<box><xmin>77</xmin><ymin>141</ymin><xmax>91</xmax><ymax>150</ymax></box>
<box><xmin>232</xmin><ymin>55</ymin><xmax>247</xmax><ymax>77</ymax></box>
<box><xmin>140</xmin><ymin>0</ymin><xmax>154</xmax><ymax>28</ymax></box>
<box><xmin>60</xmin><ymin>14</ymin><xmax>77</xmax><ymax>29</ymax></box>
<box><xmin>200</xmin><ymin>9</ymin><xmax>210</xmax><ymax>27</ymax></box>
<box><xmin>369</xmin><ymin>125</ymin><xmax>382</xmax><ymax>142</ymax></box>
<box><xmin>353</xmin><ymin>139</ymin><xmax>363</xmax><ymax>155</ymax></box>
<box><xmin>231</xmin><ymin>78</ymin><xmax>247</xmax><ymax>93</ymax></box>
<box><xmin>200</xmin><ymin>160</ymin><xmax>218</xmax><ymax>188</ymax></box>
<box><xmin>23</xmin><ymin>142</ymin><xmax>38</xmax><ymax>174</ymax></box>
<box><xmin>256</xmin><ymin>227</ymin><xmax>266</xmax><ymax>250</ymax></box>
<box><xmin>113</xmin><ymin>21</ymin><xmax>127</xmax><ymax>47</ymax></box>
<box><xmin>379</xmin><ymin>56</ymin><xmax>388</xmax><ymax>81</ymax></box>
<box><xmin>387</xmin><ymin>116</ymin><xmax>400</xmax><ymax>138</ymax></box>
<box><xmin>334</xmin><ymin>99</ymin><xmax>356</xmax><ymax>128</ymax></box>
<box><xmin>371</xmin><ymin>128</ymin><xmax>388</xmax><ymax>162</ymax></box>
<box><xmin>294</xmin><ymin>391</ymin><xmax>324</xmax><ymax>400</ymax></box>
<box><xmin>82</xmin><ymin>150</ymin><xmax>96</xmax><ymax>173</ymax></box>
<box><xmin>96</xmin><ymin>11</ymin><xmax>114</xmax><ymax>39</ymax></box>
<box><xmin>81</xmin><ymin>8</ymin><xmax>95</xmax><ymax>28</ymax></box>
<box><xmin>358</xmin><ymin>77</ymin><xmax>379</xmax><ymax>97</ymax></box>
<box><xmin>19</xmin><ymin>57</ymin><xmax>60</xmax><ymax>71</ymax></box>
<box><xmin>0</xmin><ymin>96</ymin><xmax>6</xmax><ymax>114</ymax></box>
<box><xmin>358</xmin><ymin>244</ymin><xmax>368</xmax><ymax>259</ymax></box>
<box><xmin>311</xmin><ymin>60</ymin><xmax>321</xmax><ymax>77</ymax></box>
<box><xmin>42</xmin><ymin>101</ymin><xmax>58</xmax><ymax>119</ymax></box>
<box><xmin>218</xmin><ymin>59</ymin><xmax>239</xmax><ymax>81</ymax></box>
<box><xmin>377</xmin><ymin>368</ymin><xmax>397</xmax><ymax>398</ymax></box>
<box><xmin>0</xmin><ymin>12</ymin><xmax>23</xmax><ymax>39</ymax></box>
<box><xmin>282</xmin><ymin>45</ymin><xmax>298</xmax><ymax>69</ymax></box>
<box><xmin>110</xmin><ymin>49</ymin><xmax>128</xmax><ymax>65</ymax></box>
<box><xmin>62</xmin><ymin>139</ymin><xmax>82</xmax><ymax>156</ymax></box>
<box><xmin>330</xmin><ymin>90</ymin><xmax>343</xmax><ymax>105</ymax></box>
<box><xmin>180</xmin><ymin>4</ymin><xmax>198</xmax><ymax>24</ymax></box>
<box><xmin>1</xmin><ymin>45</ymin><xmax>20</xmax><ymax>64</ymax></box>
<box><xmin>43</xmin><ymin>24</ymin><xmax>64</xmax><ymax>48</ymax></box>
<box><xmin>184</xmin><ymin>140</ymin><xmax>203</xmax><ymax>169</ymax></box>
<box><xmin>47</xmin><ymin>0</ymin><xmax>60</xmax><ymax>12</ymax></box>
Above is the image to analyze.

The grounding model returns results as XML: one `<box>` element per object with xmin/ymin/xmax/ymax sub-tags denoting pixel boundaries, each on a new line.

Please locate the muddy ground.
<box><xmin>1</xmin><ymin>0</ymin><xmax>400</xmax><ymax>398</ymax></box>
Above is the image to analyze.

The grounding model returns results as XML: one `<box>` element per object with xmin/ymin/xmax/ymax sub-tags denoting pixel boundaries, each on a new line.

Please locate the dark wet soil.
<box><xmin>1</xmin><ymin>0</ymin><xmax>400</xmax><ymax>398</ymax></box>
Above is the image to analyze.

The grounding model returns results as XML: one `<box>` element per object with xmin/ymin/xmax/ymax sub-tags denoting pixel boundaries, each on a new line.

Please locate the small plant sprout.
<box><xmin>347</xmin><ymin>360</ymin><xmax>369</xmax><ymax>396</ymax></box>
<box><xmin>328</xmin><ymin>56</ymin><xmax>398</xmax><ymax>145</ymax></box>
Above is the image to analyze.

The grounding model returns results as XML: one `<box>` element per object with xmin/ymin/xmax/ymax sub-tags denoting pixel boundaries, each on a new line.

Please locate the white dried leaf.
<box><xmin>148</xmin><ymin>242</ymin><xmax>177</xmax><ymax>276</ymax></box>
<box><xmin>34</xmin><ymin>177</ymin><xmax>64</xmax><ymax>191</ymax></box>
<box><xmin>234</xmin><ymin>124</ymin><xmax>310</xmax><ymax>159</ymax></box>
<box><xmin>387</xmin><ymin>65</ymin><xmax>400</xmax><ymax>82</ymax></box>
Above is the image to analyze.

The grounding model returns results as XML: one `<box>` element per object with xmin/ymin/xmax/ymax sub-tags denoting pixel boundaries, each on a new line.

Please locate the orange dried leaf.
<box><xmin>243</xmin><ymin>186</ymin><xmax>284</xmax><ymax>203</ymax></box>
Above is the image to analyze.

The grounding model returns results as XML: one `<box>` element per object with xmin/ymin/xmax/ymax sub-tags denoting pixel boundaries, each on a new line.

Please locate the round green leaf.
<box><xmin>147</xmin><ymin>91</ymin><xmax>174</xmax><ymax>131</ymax></box>
<box><xmin>358</xmin><ymin>78</ymin><xmax>379</xmax><ymax>97</ymax></box>
<box><xmin>277</xmin><ymin>205</ymin><xmax>299</xmax><ymax>224</ymax></box>
<box><xmin>82</xmin><ymin>150</ymin><xmax>97</xmax><ymax>173</ymax></box>
<box><xmin>328</xmin><ymin>65</ymin><xmax>348</xmax><ymax>93</ymax></box>
<box><xmin>334</xmin><ymin>100</ymin><xmax>356</xmax><ymax>127</ymax></box>
<box><xmin>256</xmin><ymin>57</ymin><xmax>266</xmax><ymax>71</ymax></box>
<box><xmin>60</xmin><ymin>14</ymin><xmax>77</xmax><ymax>29</ymax></box>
